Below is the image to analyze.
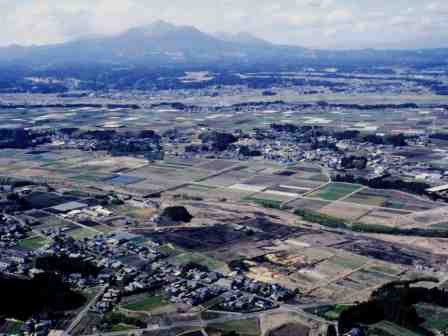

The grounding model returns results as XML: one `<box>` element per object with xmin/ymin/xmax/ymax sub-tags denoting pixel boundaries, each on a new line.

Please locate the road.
<box><xmin>82</xmin><ymin>303</ymin><xmax>338</xmax><ymax>336</ymax></box>
<box><xmin>67</xmin><ymin>286</ymin><xmax>107</xmax><ymax>335</ymax></box>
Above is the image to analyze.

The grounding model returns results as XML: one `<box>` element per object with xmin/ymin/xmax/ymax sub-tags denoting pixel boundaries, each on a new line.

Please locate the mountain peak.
<box><xmin>123</xmin><ymin>20</ymin><xmax>202</xmax><ymax>38</ymax></box>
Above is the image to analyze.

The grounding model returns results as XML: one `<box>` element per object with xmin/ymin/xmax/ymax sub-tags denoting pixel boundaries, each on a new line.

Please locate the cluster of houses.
<box><xmin>217</xmin><ymin>291</ymin><xmax>278</xmax><ymax>313</ymax></box>
<box><xmin>231</xmin><ymin>276</ymin><xmax>294</xmax><ymax>302</ymax></box>
<box><xmin>0</xmin><ymin>214</ymin><xmax>30</xmax><ymax>248</ymax></box>
<box><xmin>93</xmin><ymin>288</ymin><xmax>120</xmax><ymax>313</ymax></box>
<box><xmin>165</xmin><ymin>279</ymin><xmax>225</xmax><ymax>306</ymax></box>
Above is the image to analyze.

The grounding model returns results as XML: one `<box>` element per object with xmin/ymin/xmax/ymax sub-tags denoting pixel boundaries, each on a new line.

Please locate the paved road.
<box><xmin>82</xmin><ymin>303</ymin><xmax>339</xmax><ymax>336</ymax></box>
<box><xmin>67</xmin><ymin>286</ymin><xmax>107</xmax><ymax>334</ymax></box>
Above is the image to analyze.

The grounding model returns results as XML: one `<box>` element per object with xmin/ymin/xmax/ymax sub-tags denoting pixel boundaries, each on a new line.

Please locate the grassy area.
<box><xmin>111</xmin><ymin>323</ymin><xmax>136</xmax><ymax>332</ymax></box>
<box><xmin>68</xmin><ymin>228</ymin><xmax>98</xmax><ymax>240</ymax></box>
<box><xmin>310</xmin><ymin>182</ymin><xmax>362</xmax><ymax>201</ymax></box>
<box><xmin>331</xmin><ymin>256</ymin><xmax>365</xmax><ymax>270</ymax></box>
<box><xmin>123</xmin><ymin>294</ymin><xmax>168</xmax><ymax>312</ymax></box>
<box><xmin>170</xmin><ymin>252</ymin><xmax>226</xmax><ymax>271</ymax></box>
<box><xmin>210</xmin><ymin>318</ymin><xmax>260</xmax><ymax>335</ymax></box>
<box><xmin>17</xmin><ymin>236</ymin><xmax>49</xmax><ymax>250</ymax></box>
<box><xmin>119</xmin><ymin>206</ymin><xmax>157</xmax><ymax>221</ymax></box>
<box><xmin>322</xmin><ymin>305</ymin><xmax>353</xmax><ymax>321</ymax></box>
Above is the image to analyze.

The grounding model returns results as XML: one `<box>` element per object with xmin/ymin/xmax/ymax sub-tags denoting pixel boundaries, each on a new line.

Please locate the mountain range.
<box><xmin>0</xmin><ymin>20</ymin><xmax>447</xmax><ymax>69</ymax></box>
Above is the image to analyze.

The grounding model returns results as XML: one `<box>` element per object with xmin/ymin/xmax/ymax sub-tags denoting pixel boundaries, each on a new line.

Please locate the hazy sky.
<box><xmin>1</xmin><ymin>0</ymin><xmax>448</xmax><ymax>49</ymax></box>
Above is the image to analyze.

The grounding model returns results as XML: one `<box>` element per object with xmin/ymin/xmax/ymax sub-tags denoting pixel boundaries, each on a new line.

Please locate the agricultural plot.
<box><xmin>128</xmin><ymin>164</ymin><xmax>211</xmax><ymax>191</ymax></box>
<box><xmin>68</xmin><ymin>156</ymin><xmax>148</xmax><ymax>174</ymax></box>
<box><xmin>247</xmin><ymin>190</ymin><xmax>298</xmax><ymax>203</ymax></box>
<box><xmin>197</xmin><ymin>159</ymin><xmax>240</xmax><ymax>171</ymax></box>
<box><xmin>287</xmin><ymin>198</ymin><xmax>332</xmax><ymax>212</ymax></box>
<box><xmin>358</xmin><ymin>209</ymin><xmax>405</xmax><ymax>226</ymax></box>
<box><xmin>122</xmin><ymin>293</ymin><xmax>170</xmax><ymax>312</ymax></box>
<box><xmin>199</xmin><ymin>169</ymin><xmax>253</xmax><ymax>187</ymax></box>
<box><xmin>242</xmin><ymin>174</ymin><xmax>289</xmax><ymax>187</ymax></box>
<box><xmin>166</xmin><ymin>183</ymin><xmax>222</xmax><ymax>199</ymax></box>
<box><xmin>240</xmin><ymin>161</ymin><xmax>283</xmax><ymax>175</ymax></box>
<box><xmin>330</xmin><ymin>252</ymin><xmax>369</xmax><ymax>270</ymax></box>
<box><xmin>318</xmin><ymin>202</ymin><xmax>372</xmax><ymax>221</ymax></box>
<box><xmin>284</xmin><ymin>177</ymin><xmax>326</xmax><ymax>190</ymax></box>
<box><xmin>344</xmin><ymin>188</ymin><xmax>389</xmax><ymax>207</ymax></box>
<box><xmin>268</xmin><ymin>184</ymin><xmax>308</xmax><ymax>196</ymax></box>
<box><xmin>105</xmin><ymin>175</ymin><xmax>145</xmax><ymax>186</ymax></box>
<box><xmin>308</xmin><ymin>183</ymin><xmax>363</xmax><ymax>201</ymax></box>
<box><xmin>70</xmin><ymin>173</ymin><xmax>117</xmax><ymax>183</ymax></box>
<box><xmin>347</xmin><ymin>269</ymin><xmax>397</xmax><ymax>288</ymax></box>
<box><xmin>394</xmin><ymin>207</ymin><xmax>448</xmax><ymax>229</ymax></box>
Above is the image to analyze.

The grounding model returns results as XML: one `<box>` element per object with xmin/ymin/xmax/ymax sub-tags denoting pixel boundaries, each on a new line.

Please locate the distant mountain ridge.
<box><xmin>213</xmin><ymin>31</ymin><xmax>273</xmax><ymax>46</ymax></box>
<box><xmin>0</xmin><ymin>20</ymin><xmax>447</xmax><ymax>68</ymax></box>
<box><xmin>0</xmin><ymin>21</ymin><xmax>306</xmax><ymax>66</ymax></box>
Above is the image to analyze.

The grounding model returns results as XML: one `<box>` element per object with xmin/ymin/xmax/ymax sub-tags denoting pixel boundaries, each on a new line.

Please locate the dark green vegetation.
<box><xmin>244</xmin><ymin>196</ymin><xmax>283</xmax><ymax>209</ymax></box>
<box><xmin>159</xmin><ymin>206</ymin><xmax>193</xmax><ymax>223</ymax></box>
<box><xmin>294</xmin><ymin>208</ymin><xmax>448</xmax><ymax>238</ymax></box>
<box><xmin>334</xmin><ymin>174</ymin><xmax>433</xmax><ymax>199</ymax></box>
<box><xmin>294</xmin><ymin>209</ymin><xmax>347</xmax><ymax>229</ymax></box>
<box><xmin>101</xmin><ymin>312</ymin><xmax>146</xmax><ymax>331</ymax></box>
<box><xmin>338</xmin><ymin>278</ymin><xmax>448</xmax><ymax>335</ymax></box>
<box><xmin>0</xmin><ymin>273</ymin><xmax>85</xmax><ymax>320</ymax></box>
<box><xmin>35</xmin><ymin>255</ymin><xmax>101</xmax><ymax>277</ymax></box>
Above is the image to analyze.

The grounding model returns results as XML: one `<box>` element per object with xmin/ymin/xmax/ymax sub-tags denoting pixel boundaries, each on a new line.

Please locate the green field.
<box><xmin>123</xmin><ymin>294</ymin><xmax>169</xmax><ymax>312</ymax></box>
<box><xmin>431</xmin><ymin>222</ymin><xmax>448</xmax><ymax>230</ymax></box>
<box><xmin>170</xmin><ymin>252</ymin><xmax>226</xmax><ymax>270</ymax></box>
<box><xmin>309</xmin><ymin>183</ymin><xmax>362</xmax><ymax>201</ymax></box>
<box><xmin>18</xmin><ymin>236</ymin><xmax>49</xmax><ymax>250</ymax></box>
<box><xmin>68</xmin><ymin>228</ymin><xmax>98</xmax><ymax>240</ymax></box>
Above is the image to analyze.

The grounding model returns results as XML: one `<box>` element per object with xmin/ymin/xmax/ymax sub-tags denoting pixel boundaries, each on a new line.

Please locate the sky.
<box><xmin>1</xmin><ymin>0</ymin><xmax>448</xmax><ymax>49</ymax></box>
